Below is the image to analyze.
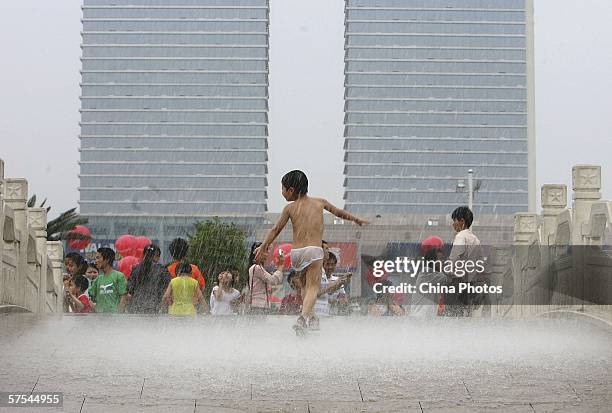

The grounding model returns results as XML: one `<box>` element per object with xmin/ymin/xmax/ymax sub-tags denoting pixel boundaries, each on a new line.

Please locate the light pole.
<box><xmin>457</xmin><ymin>169</ymin><xmax>481</xmax><ymax>210</ymax></box>
<box><xmin>468</xmin><ymin>169</ymin><xmax>474</xmax><ymax>210</ymax></box>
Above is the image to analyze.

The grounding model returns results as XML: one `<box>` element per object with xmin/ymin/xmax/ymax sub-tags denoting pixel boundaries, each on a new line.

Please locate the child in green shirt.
<box><xmin>89</xmin><ymin>247</ymin><xmax>127</xmax><ymax>313</ymax></box>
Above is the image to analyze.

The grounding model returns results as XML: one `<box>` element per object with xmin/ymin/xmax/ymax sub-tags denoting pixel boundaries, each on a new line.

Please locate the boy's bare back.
<box><xmin>254</xmin><ymin>169</ymin><xmax>368</xmax><ymax>264</ymax></box>
<box><xmin>286</xmin><ymin>196</ymin><xmax>325</xmax><ymax>249</ymax></box>
<box><xmin>278</xmin><ymin>196</ymin><xmax>368</xmax><ymax>249</ymax></box>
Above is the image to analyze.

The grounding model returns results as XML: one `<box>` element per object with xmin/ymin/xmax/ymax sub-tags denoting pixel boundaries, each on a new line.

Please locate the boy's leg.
<box><xmin>299</xmin><ymin>271</ymin><xmax>307</xmax><ymax>299</ymax></box>
<box><xmin>301</xmin><ymin>260</ymin><xmax>323</xmax><ymax>320</ymax></box>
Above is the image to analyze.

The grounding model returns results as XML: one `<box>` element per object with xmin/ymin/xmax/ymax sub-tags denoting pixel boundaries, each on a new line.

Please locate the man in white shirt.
<box><xmin>449</xmin><ymin>211</ymin><xmax>484</xmax><ymax>281</ymax></box>
<box><xmin>447</xmin><ymin>206</ymin><xmax>489</xmax><ymax>316</ymax></box>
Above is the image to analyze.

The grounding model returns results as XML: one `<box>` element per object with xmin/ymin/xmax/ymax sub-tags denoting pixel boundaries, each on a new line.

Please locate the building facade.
<box><xmin>78</xmin><ymin>0</ymin><xmax>270</xmax><ymax>247</ymax></box>
<box><xmin>343</xmin><ymin>0</ymin><xmax>535</xmax><ymax>216</ymax></box>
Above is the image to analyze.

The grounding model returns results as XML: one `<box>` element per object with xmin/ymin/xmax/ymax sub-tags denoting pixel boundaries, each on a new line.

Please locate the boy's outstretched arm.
<box><xmin>254</xmin><ymin>205</ymin><xmax>291</xmax><ymax>262</ymax></box>
<box><xmin>322</xmin><ymin>199</ymin><xmax>369</xmax><ymax>226</ymax></box>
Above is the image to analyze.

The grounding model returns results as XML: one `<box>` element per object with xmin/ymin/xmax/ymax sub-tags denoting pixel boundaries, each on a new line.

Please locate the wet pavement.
<box><xmin>0</xmin><ymin>314</ymin><xmax>610</xmax><ymax>412</ymax></box>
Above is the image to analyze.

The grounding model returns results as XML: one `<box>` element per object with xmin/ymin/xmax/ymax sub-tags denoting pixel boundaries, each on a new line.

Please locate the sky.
<box><xmin>0</xmin><ymin>0</ymin><xmax>611</xmax><ymax>219</ymax></box>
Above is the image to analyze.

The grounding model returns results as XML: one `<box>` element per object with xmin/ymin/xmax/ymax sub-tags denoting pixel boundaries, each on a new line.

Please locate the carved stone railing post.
<box><xmin>572</xmin><ymin>165</ymin><xmax>601</xmax><ymax>244</ymax></box>
<box><xmin>584</xmin><ymin>202</ymin><xmax>610</xmax><ymax>245</ymax></box>
<box><xmin>2</xmin><ymin>178</ymin><xmax>28</xmax><ymax>309</ymax></box>
<box><xmin>46</xmin><ymin>241</ymin><xmax>64</xmax><ymax>313</ymax></box>
<box><xmin>0</xmin><ymin>159</ymin><xmax>65</xmax><ymax>313</ymax></box>
<box><xmin>512</xmin><ymin>213</ymin><xmax>539</xmax><ymax>319</ymax></box>
<box><xmin>513</xmin><ymin>213</ymin><xmax>538</xmax><ymax>245</ymax></box>
<box><xmin>541</xmin><ymin>185</ymin><xmax>567</xmax><ymax>245</ymax></box>
<box><xmin>506</xmin><ymin>164</ymin><xmax>611</xmax><ymax>322</ymax></box>
<box><xmin>3</xmin><ymin>178</ymin><xmax>28</xmax><ymax>232</ymax></box>
<box><xmin>27</xmin><ymin>208</ymin><xmax>48</xmax><ymax>312</ymax></box>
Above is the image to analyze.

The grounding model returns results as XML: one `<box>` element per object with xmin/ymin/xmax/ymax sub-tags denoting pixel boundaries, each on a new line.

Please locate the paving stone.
<box><xmin>569</xmin><ymin>378</ymin><xmax>611</xmax><ymax>399</ymax></box>
<box><xmin>34</xmin><ymin>374</ymin><xmax>143</xmax><ymax>399</ymax></box>
<box><xmin>33</xmin><ymin>395</ymin><xmax>86</xmax><ymax>413</ymax></box>
<box><xmin>307</xmin><ymin>401</ymin><xmax>421</xmax><ymax>412</ymax></box>
<box><xmin>141</xmin><ymin>376</ymin><xmax>251</xmax><ymax>400</ymax></box>
<box><xmin>531</xmin><ymin>400</ymin><xmax>610</xmax><ymax>413</ymax></box>
<box><xmin>195</xmin><ymin>399</ymin><xmax>308</xmax><ymax>412</ymax></box>
<box><xmin>81</xmin><ymin>397</ymin><xmax>195</xmax><ymax>413</ymax></box>
<box><xmin>252</xmin><ymin>378</ymin><xmax>361</xmax><ymax>402</ymax></box>
<box><xmin>464</xmin><ymin>377</ymin><xmax>580</xmax><ymax>403</ymax></box>
<box><xmin>420</xmin><ymin>401</ymin><xmax>533</xmax><ymax>412</ymax></box>
<box><xmin>359</xmin><ymin>376</ymin><xmax>470</xmax><ymax>402</ymax></box>
<box><xmin>0</xmin><ymin>315</ymin><xmax>609</xmax><ymax>412</ymax></box>
<box><xmin>0</xmin><ymin>374</ymin><xmax>39</xmax><ymax>393</ymax></box>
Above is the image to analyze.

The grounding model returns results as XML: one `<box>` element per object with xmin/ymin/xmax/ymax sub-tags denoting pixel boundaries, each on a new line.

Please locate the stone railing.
<box><xmin>492</xmin><ymin>165</ymin><xmax>612</xmax><ymax>322</ymax></box>
<box><xmin>0</xmin><ymin>159</ymin><xmax>64</xmax><ymax>313</ymax></box>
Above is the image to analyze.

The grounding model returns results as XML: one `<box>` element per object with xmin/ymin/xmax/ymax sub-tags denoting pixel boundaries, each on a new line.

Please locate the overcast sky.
<box><xmin>1</xmin><ymin>0</ymin><xmax>610</xmax><ymax>218</ymax></box>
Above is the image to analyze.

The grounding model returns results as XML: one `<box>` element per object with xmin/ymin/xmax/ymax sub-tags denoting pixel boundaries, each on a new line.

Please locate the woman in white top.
<box><xmin>210</xmin><ymin>271</ymin><xmax>241</xmax><ymax>316</ymax></box>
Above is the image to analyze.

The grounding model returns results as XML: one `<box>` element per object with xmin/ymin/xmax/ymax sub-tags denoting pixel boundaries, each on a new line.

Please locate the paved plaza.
<box><xmin>0</xmin><ymin>314</ymin><xmax>609</xmax><ymax>412</ymax></box>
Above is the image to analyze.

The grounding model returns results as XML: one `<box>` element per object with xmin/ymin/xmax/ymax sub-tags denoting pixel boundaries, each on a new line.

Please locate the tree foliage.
<box><xmin>27</xmin><ymin>195</ymin><xmax>88</xmax><ymax>241</ymax></box>
<box><xmin>48</xmin><ymin>208</ymin><xmax>89</xmax><ymax>242</ymax></box>
<box><xmin>187</xmin><ymin>217</ymin><xmax>249</xmax><ymax>297</ymax></box>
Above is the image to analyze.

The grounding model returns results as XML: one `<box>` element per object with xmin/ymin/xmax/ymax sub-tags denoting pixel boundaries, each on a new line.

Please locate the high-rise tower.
<box><xmin>79</xmin><ymin>0</ymin><xmax>270</xmax><ymax>245</ymax></box>
<box><xmin>343</xmin><ymin>0</ymin><xmax>535</xmax><ymax>215</ymax></box>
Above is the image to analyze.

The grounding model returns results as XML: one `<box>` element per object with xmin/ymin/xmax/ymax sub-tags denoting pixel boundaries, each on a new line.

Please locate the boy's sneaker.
<box><xmin>306</xmin><ymin>315</ymin><xmax>320</xmax><ymax>331</ymax></box>
<box><xmin>293</xmin><ymin>315</ymin><xmax>307</xmax><ymax>336</ymax></box>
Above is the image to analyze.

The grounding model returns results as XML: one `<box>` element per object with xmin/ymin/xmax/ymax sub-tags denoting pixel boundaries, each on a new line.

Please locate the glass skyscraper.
<box><xmin>343</xmin><ymin>0</ymin><xmax>535</xmax><ymax>215</ymax></box>
<box><xmin>78</xmin><ymin>0</ymin><xmax>269</xmax><ymax>243</ymax></box>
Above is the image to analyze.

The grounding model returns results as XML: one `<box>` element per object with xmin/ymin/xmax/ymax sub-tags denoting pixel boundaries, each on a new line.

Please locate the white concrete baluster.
<box><xmin>541</xmin><ymin>184</ymin><xmax>567</xmax><ymax>246</ymax></box>
<box><xmin>27</xmin><ymin>208</ymin><xmax>48</xmax><ymax>312</ymax></box>
<box><xmin>572</xmin><ymin>165</ymin><xmax>601</xmax><ymax>244</ymax></box>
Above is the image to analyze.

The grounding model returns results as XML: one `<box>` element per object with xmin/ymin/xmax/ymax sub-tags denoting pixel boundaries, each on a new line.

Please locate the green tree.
<box><xmin>27</xmin><ymin>195</ymin><xmax>88</xmax><ymax>241</ymax></box>
<box><xmin>187</xmin><ymin>217</ymin><xmax>249</xmax><ymax>297</ymax></box>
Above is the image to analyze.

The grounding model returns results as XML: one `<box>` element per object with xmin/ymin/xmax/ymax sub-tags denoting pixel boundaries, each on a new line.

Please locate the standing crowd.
<box><xmin>62</xmin><ymin>237</ymin><xmax>351</xmax><ymax>317</ymax></box>
<box><xmin>63</xmin><ymin>205</ymin><xmax>487</xmax><ymax>319</ymax></box>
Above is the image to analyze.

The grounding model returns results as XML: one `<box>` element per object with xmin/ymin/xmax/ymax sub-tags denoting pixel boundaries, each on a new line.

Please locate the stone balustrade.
<box><xmin>2</xmin><ymin>155</ymin><xmax>609</xmax><ymax>320</ymax></box>
<box><xmin>0</xmin><ymin>159</ymin><xmax>64</xmax><ymax>313</ymax></box>
<box><xmin>495</xmin><ymin>164</ymin><xmax>612</xmax><ymax>322</ymax></box>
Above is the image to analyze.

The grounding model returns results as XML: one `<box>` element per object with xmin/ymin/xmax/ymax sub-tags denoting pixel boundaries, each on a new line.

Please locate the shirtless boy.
<box><xmin>254</xmin><ymin>170</ymin><xmax>368</xmax><ymax>333</ymax></box>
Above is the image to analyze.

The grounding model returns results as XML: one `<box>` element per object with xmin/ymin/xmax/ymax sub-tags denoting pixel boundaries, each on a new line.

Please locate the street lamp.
<box><xmin>456</xmin><ymin>169</ymin><xmax>481</xmax><ymax>210</ymax></box>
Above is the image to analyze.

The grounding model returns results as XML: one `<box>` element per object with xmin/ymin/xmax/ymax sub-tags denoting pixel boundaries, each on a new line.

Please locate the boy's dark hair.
<box><xmin>282</xmin><ymin>170</ymin><xmax>308</xmax><ymax>195</ymax></box>
<box><xmin>176</xmin><ymin>260</ymin><xmax>192</xmax><ymax>275</ymax></box>
<box><xmin>327</xmin><ymin>251</ymin><xmax>338</xmax><ymax>264</ymax></box>
<box><xmin>73</xmin><ymin>274</ymin><xmax>89</xmax><ymax>294</ymax></box>
<box><xmin>169</xmin><ymin>238</ymin><xmax>189</xmax><ymax>260</ymax></box>
<box><xmin>97</xmin><ymin>247</ymin><xmax>115</xmax><ymax>265</ymax></box>
<box><xmin>451</xmin><ymin>206</ymin><xmax>474</xmax><ymax>228</ymax></box>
